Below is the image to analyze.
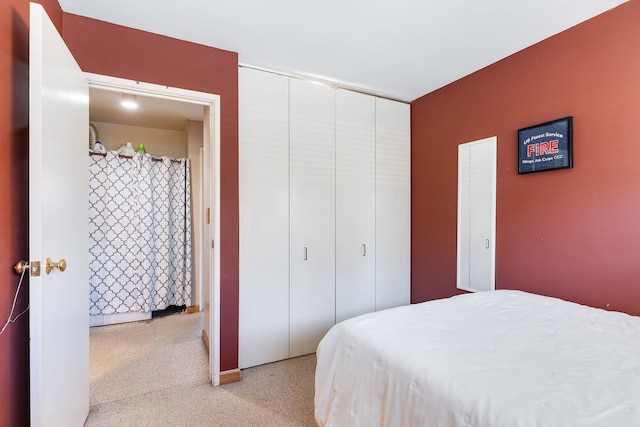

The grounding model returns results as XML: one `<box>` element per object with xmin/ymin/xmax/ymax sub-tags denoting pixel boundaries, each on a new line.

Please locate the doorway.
<box><xmin>85</xmin><ymin>73</ymin><xmax>222</xmax><ymax>386</ymax></box>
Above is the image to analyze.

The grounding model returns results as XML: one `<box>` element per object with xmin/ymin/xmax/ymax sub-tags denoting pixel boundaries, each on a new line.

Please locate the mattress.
<box><xmin>315</xmin><ymin>290</ymin><xmax>640</xmax><ymax>426</ymax></box>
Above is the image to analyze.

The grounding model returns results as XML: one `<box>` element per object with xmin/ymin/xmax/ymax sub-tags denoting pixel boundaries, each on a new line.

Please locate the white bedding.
<box><xmin>315</xmin><ymin>290</ymin><xmax>640</xmax><ymax>426</ymax></box>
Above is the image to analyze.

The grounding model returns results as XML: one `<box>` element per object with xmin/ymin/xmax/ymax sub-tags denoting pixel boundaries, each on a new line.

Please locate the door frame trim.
<box><xmin>85</xmin><ymin>72</ymin><xmax>222</xmax><ymax>385</ymax></box>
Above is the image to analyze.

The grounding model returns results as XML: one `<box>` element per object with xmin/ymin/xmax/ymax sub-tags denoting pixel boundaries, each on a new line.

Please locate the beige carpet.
<box><xmin>85</xmin><ymin>312</ymin><xmax>317</xmax><ymax>427</ymax></box>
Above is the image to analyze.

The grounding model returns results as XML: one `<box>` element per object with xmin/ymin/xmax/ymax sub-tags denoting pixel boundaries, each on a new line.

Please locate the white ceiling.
<box><xmin>89</xmin><ymin>87</ymin><xmax>203</xmax><ymax>130</ymax></box>
<box><xmin>63</xmin><ymin>0</ymin><xmax>628</xmax><ymax>102</ymax></box>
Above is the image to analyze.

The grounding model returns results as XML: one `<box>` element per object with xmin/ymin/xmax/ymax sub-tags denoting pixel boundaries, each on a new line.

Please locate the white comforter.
<box><xmin>315</xmin><ymin>290</ymin><xmax>640</xmax><ymax>426</ymax></box>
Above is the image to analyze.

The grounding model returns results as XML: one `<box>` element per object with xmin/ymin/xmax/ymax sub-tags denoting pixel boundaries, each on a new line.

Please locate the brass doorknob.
<box><xmin>46</xmin><ymin>258</ymin><xmax>67</xmax><ymax>274</ymax></box>
<box><xmin>14</xmin><ymin>260</ymin><xmax>28</xmax><ymax>275</ymax></box>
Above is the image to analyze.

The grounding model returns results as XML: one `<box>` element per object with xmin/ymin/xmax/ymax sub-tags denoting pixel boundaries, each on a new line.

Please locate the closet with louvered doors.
<box><xmin>238</xmin><ymin>67</ymin><xmax>410</xmax><ymax>368</ymax></box>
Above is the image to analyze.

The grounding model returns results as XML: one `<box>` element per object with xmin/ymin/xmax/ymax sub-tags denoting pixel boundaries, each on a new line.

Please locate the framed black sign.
<box><xmin>518</xmin><ymin>116</ymin><xmax>573</xmax><ymax>174</ymax></box>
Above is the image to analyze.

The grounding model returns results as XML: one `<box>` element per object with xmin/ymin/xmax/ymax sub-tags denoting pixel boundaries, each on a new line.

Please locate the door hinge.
<box><xmin>212</xmin><ymin>239</ymin><xmax>215</xmax><ymax>249</ymax></box>
<box><xmin>206</xmin><ymin>208</ymin><xmax>210</xmax><ymax>224</ymax></box>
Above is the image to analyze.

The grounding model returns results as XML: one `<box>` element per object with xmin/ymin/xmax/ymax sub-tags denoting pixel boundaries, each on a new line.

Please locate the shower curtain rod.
<box><xmin>89</xmin><ymin>151</ymin><xmax>183</xmax><ymax>163</ymax></box>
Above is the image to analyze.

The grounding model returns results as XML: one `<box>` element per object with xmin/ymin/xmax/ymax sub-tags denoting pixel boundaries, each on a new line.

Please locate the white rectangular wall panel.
<box><xmin>289</xmin><ymin>79</ymin><xmax>336</xmax><ymax>357</ymax></box>
<box><xmin>335</xmin><ymin>89</ymin><xmax>376</xmax><ymax>323</ymax></box>
<box><xmin>239</xmin><ymin>68</ymin><xmax>290</xmax><ymax>368</ymax></box>
<box><xmin>375</xmin><ymin>99</ymin><xmax>411</xmax><ymax>311</ymax></box>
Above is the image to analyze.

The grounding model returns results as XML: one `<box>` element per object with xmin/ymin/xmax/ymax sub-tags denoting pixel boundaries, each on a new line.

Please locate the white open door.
<box><xmin>29</xmin><ymin>3</ymin><xmax>89</xmax><ymax>426</ymax></box>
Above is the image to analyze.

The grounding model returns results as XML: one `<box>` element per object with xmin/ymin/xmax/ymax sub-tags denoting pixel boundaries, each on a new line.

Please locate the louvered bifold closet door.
<box><xmin>375</xmin><ymin>99</ymin><xmax>411</xmax><ymax>310</ymax></box>
<box><xmin>238</xmin><ymin>68</ymin><xmax>291</xmax><ymax>368</ymax></box>
<box><xmin>289</xmin><ymin>79</ymin><xmax>336</xmax><ymax>357</ymax></box>
<box><xmin>457</xmin><ymin>136</ymin><xmax>496</xmax><ymax>293</ymax></box>
<box><xmin>335</xmin><ymin>89</ymin><xmax>376</xmax><ymax>323</ymax></box>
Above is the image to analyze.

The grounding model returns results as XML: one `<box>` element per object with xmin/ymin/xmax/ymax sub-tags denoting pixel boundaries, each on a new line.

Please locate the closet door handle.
<box><xmin>304</xmin><ymin>247</ymin><xmax>308</xmax><ymax>261</ymax></box>
<box><xmin>362</xmin><ymin>244</ymin><xmax>367</xmax><ymax>256</ymax></box>
<box><xmin>485</xmin><ymin>239</ymin><xmax>490</xmax><ymax>249</ymax></box>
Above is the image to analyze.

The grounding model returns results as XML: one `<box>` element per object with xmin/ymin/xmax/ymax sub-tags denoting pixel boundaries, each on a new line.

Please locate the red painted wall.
<box><xmin>411</xmin><ymin>0</ymin><xmax>640</xmax><ymax>314</ymax></box>
<box><xmin>0</xmin><ymin>1</ymin><xmax>63</xmax><ymax>424</ymax></box>
<box><xmin>62</xmin><ymin>14</ymin><xmax>240</xmax><ymax>371</ymax></box>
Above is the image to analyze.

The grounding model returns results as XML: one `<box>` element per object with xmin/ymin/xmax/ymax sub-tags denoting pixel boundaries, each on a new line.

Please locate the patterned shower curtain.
<box><xmin>88</xmin><ymin>151</ymin><xmax>192</xmax><ymax>316</ymax></box>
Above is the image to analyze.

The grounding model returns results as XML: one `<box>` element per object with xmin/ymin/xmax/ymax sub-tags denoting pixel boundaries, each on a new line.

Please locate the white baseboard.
<box><xmin>90</xmin><ymin>311</ymin><xmax>152</xmax><ymax>327</ymax></box>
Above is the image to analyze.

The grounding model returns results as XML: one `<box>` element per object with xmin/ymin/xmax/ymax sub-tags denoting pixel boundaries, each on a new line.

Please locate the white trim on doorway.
<box><xmin>84</xmin><ymin>72</ymin><xmax>222</xmax><ymax>386</ymax></box>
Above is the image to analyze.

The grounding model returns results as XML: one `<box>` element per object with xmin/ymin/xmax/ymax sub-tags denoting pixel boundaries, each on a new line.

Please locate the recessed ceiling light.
<box><xmin>121</xmin><ymin>93</ymin><xmax>138</xmax><ymax>110</ymax></box>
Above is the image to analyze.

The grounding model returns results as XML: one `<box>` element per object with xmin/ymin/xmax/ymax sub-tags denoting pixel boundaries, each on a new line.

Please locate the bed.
<box><xmin>314</xmin><ymin>290</ymin><xmax>640</xmax><ymax>426</ymax></box>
